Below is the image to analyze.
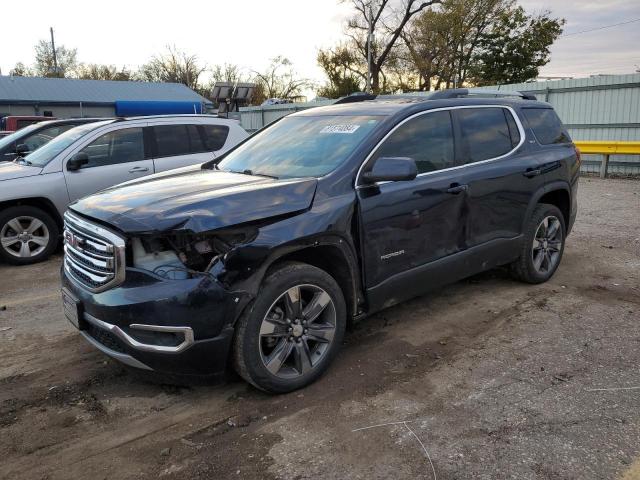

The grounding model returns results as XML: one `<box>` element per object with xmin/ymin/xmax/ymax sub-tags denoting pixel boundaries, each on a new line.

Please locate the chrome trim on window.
<box><xmin>84</xmin><ymin>313</ymin><xmax>195</xmax><ymax>354</ymax></box>
<box><xmin>355</xmin><ymin>105</ymin><xmax>527</xmax><ymax>188</ymax></box>
<box><xmin>63</xmin><ymin>211</ymin><xmax>126</xmax><ymax>293</ymax></box>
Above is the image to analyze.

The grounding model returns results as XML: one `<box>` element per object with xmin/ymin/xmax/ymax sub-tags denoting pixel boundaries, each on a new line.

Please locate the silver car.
<box><xmin>0</xmin><ymin>115</ymin><xmax>248</xmax><ymax>265</ymax></box>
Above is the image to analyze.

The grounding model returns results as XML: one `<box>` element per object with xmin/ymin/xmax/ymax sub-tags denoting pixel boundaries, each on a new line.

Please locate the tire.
<box><xmin>0</xmin><ymin>206</ymin><xmax>59</xmax><ymax>265</ymax></box>
<box><xmin>510</xmin><ymin>203</ymin><xmax>566</xmax><ymax>284</ymax></box>
<box><xmin>233</xmin><ymin>261</ymin><xmax>346</xmax><ymax>393</ymax></box>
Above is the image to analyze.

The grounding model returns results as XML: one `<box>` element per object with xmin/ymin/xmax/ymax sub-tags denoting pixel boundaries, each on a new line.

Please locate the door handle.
<box><xmin>128</xmin><ymin>167</ymin><xmax>149</xmax><ymax>173</ymax></box>
<box><xmin>523</xmin><ymin>168</ymin><xmax>542</xmax><ymax>178</ymax></box>
<box><xmin>446</xmin><ymin>183</ymin><xmax>468</xmax><ymax>194</ymax></box>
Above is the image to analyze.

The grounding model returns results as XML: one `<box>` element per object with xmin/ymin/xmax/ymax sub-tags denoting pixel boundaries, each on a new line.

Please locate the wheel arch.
<box><xmin>0</xmin><ymin>197</ymin><xmax>63</xmax><ymax>230</ymax></box>
<box><xmin>523</xmin><ymin>181</ymin><xmax>571</xmax><ymax>232</ymax></box>
<box><xmin>538</xmin><ymin>188</ymin><xmax>570</xmax><ymax>229</ymax></box>
<box><xmin>258</xmin><ymin>239</ymin><xmax>363</xmax><ymax>323</ymax></box>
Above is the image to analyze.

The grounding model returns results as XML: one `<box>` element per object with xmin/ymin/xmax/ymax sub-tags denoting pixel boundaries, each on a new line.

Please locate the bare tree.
<box><xmin>76</xmin><ymin>64</ymin><xmax>133</xmax><ymax>81</ymax></box>
<box><xmin>210</xmin><ymin>63</ymin><xmax>246</xmax><ymax>84</ymax></box>
<box><xmin>345</xmin><ymin>0</ymin><xmax>441</xmax><ymax>92</ymax></box>
<box><xmin>137</xmin><ymin>46</ymin><xmax>206</xmax><ymax>90</ymax></box>
<box><xmin>253</xmin><ymin>56</ymin><xmax>313</xmax><ymax>100</ymax></box>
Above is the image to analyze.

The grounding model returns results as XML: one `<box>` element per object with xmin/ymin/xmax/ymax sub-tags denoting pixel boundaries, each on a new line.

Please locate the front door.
<box><xmin>357</xmin><ymin>110</ymin><xmax>465</xmax><ymax>292</ymax></box>
<box><xmin>64</xmin><ymin>127</ymin><xmax>154</xmax><ymax>202</ymax></box>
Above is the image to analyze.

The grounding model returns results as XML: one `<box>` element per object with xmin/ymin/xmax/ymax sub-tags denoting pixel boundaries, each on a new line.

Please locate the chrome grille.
<box><xmin>63</xmin><ymin>211</ymin><xmax>126</xmax><ymax>292</ymax></box>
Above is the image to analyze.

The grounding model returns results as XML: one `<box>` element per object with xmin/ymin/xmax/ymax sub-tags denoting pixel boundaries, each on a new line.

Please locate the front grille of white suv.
<box><xmin>63</xmin><ymin>211</ymin><xmax>126</xmax><ymax>293</ymax></box>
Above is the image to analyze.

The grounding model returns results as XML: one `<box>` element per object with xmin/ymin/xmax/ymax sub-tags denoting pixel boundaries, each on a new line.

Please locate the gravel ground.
<box><xmin>0</xmin><ymin>177</ymin><xmax>639</xmax><ymax>480</ymax></box>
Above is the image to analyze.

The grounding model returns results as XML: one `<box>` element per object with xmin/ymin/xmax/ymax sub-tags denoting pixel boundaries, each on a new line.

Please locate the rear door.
<box><xmin>150</xmin><ymin>123</ymin><xmax>228</xmax><ymax>172</ymax></box>
<box><xmin>452</xmin><ymin>106</ymin><xmax>545</xmax><ymax>248</ymax></box>
<box><xmin>64</xmin><ymin>126</ymin><xmax>154</xmax><ymax>201</ymax></box>
<box><xmin>520</xmin><ymin>107</ymin><xmax>577</xmax><ymax>181</ymax></box>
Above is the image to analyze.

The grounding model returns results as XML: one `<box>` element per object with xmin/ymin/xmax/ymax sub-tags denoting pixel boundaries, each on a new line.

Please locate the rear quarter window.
<box><xmin>201</xmin><ymin>124</ymin><xmax>230</xmax><ymax>151</ymax></box>
<box><xmin>522</xmin><ymin>108</ymin><xmax>571</xmax><ymax>145</ymax></box>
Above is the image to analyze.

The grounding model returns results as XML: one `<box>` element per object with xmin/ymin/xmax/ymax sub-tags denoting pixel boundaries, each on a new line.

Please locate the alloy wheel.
<box><xmin>259</xmin><ymin>284</ymin><xmax>337</xmax><ymax>379</ymax></box>
<box><xmin>531</xmin><ymin>215</ymin><xmax>563</xmax><ymax>274</ymax></box>
<box><xmin>0</xmin><ymin>216</ymin><xmax>50</xmax><ymax>258</ymax></box>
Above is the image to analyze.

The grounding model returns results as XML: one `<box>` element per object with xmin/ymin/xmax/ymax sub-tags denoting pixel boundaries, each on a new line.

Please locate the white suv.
<box><xmin>0</xmin><ymin>115</ymin><xmax>248</xmax><ymax>265</ymax></box>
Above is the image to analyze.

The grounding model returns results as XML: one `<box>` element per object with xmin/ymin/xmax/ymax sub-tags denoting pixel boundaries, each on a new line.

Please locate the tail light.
<box><xmin>574</xmin><ymin>145</ymin><xmax>581</xmax><ymax>167</ymax></box>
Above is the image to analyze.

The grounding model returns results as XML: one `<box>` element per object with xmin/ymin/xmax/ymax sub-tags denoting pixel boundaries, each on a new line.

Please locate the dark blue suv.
<box><xmin>61</xmin><ymin>89</ymin><xmax>579</xmax><ymax>393</ymax></box>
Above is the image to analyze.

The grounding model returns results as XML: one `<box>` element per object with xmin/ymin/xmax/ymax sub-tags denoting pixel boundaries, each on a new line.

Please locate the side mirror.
<box><xmin>362</xmin><ymin>156</ymin><xmax>418</xmax><ymax>184</ymax></box>
<box><xmin>67</xmin><ymin>152</ymin><xmax>89</xmax><ymax>171</ymax></box>
<box><xmin>14</xmin><ymin>144</ymin><xmax>29</xmax><ymax>155</ymax></box>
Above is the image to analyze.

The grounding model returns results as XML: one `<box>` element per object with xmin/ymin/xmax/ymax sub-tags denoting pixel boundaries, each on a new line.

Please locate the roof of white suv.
<box><xmin>116</xmin><ymin>114</ymin><xmax>234</xmax><ymax>122</ymax></box>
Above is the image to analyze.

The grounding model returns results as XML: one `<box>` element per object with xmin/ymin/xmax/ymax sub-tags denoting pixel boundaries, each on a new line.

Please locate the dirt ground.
<box><xmin>1</xmin><ymin>177</ymin><xmax>639</xmax><ymax>480</ymax></box>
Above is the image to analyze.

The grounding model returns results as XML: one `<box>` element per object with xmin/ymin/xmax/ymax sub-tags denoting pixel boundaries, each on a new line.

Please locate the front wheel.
<box><xmin>233</xmin><ymin>262</ymin><xmax>346</xmax><ymax>393</ymax></box>
<box><xmin>510</xmin><ymin>203</ymin><xmax>565</xmax><ymax>284</ymax></box>
<box><xmin>0</xmin><ymin>206</ymin><xmax>59</xmax><ymax>265</ymax></box>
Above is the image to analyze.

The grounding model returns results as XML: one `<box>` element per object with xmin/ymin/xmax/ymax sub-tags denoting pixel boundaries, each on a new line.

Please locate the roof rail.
<box><xmin>428</xmin><ymin>88</ymin><xmax>537</xmax><ymax>100</ymax></box>
<box><xmin>333</xmin><ymin>93</ymin><xmax>377</xmax><ymax>104</ymax></box>
<box><xmin>333</xmin><ymin>88</ymin><xmax>537</xmax><ymax>105</ymax></box>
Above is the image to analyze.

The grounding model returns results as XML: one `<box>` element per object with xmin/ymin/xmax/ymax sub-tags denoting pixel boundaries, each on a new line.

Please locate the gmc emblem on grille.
<box><xmin>64</xmin><ymin>230</ymin><xmax>85</xmax><ymax>249</ymax></box>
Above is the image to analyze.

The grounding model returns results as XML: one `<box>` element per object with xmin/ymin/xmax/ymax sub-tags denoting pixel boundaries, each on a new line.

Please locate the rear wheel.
<box><xmin>0</xmin><ymin>206</ymin><xmax>59</xmax><ymax>265</ymax></box>
<box><xmin>233</xmin><ymin>262</ymin><xmax>346</xmax><ymax>393</ymax></box>
<box><xmin>510</xmin><ymin>203</ymin><xmax>565</xmax><ymax>284</ymax></box>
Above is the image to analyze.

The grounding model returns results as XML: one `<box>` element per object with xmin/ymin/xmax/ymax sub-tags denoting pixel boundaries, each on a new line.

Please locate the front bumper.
<box><xmin>61</xmin><ymin>266</ymin><xmax>245</xmax><ymax>377</ymax></box>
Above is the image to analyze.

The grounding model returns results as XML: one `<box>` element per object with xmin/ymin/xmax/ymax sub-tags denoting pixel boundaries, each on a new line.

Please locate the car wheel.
<box><xmin>510</xmin><ymin>203</ymin><xmax>565</xmax><ymax>284</ymax></box>
<box><xmin>233</xmin><ymin>261</ymin><xmax>346</xmax><ymax>393</ymax></box>
<box><xmin>0</xmin><ymin>206</ymin><xmax>59</xmax><ymax>265</ymax></box>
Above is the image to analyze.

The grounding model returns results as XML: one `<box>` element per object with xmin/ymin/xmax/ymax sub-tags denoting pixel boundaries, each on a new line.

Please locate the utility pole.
<box><xmin>366</xmin><ymin>2</ymin><xmax>373</xmax><ymax>93</ymax></box>
<box><xmin>50</xmin><ymin>27</ymin><xmax>59</xmax><ymax>76</ymax></box>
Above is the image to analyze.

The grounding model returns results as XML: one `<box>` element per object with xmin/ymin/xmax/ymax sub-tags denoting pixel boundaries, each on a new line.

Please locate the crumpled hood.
<box><xmin>69</xmin><ymin>168</ymin><xmax>318</xmax><ymax>234</ymax></box>
<box><xmin>0</xmin><ymin>161</ymin><xmax>43</xmax><ymax>181</ymax></box>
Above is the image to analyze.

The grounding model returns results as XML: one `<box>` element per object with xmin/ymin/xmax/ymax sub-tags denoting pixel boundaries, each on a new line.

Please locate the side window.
<box><xmin>522</xmin><ymin>108</ymin><xmax>571</xmax><ymax>145</ymax></box>
<box><xmin>372</xmin><ymin>111</ymin><xmax>455</xmax><ymax>174</ymax></box>
<box><xmin>457</xmin><ymin>108</ymin><xmax>515</xmax><ymax>163</ymax></box>
<box><xmin>23</xmin><ymin>125</ymin><xmax>73</xmax><ymax>151</ymax></box>
<box><xmin>187</xmin><ymin>125</ymin><xmax>206</xmax><ymax>153</ymax></box>
<box><xmin>17</xmin><ymin>120</ymin><xmax>38</xmax><ymax>129</ymax></box>
<box><xmin>79</xmin><ymin>128</ymin><xmax>145</xmax><ymax>168</ymax></box>
<box><xmin>201</xmin><ymin>124</ymin><xmax>230</xmax><ymax>151</ymax></box>
<box><xmin>154</xmin><ymin>125</ymin><xmax>191</xmax><ymax>157</ymax></box>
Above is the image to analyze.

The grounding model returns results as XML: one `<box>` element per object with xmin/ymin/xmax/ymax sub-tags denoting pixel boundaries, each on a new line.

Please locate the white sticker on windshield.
<box><xmin>319</xmin><ymin>124</ymin><xmax>361</xmax><ymax>134</ymax></box>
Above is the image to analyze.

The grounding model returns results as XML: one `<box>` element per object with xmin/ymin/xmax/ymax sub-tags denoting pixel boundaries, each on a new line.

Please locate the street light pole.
<box><xmin>50</xmin><ymin>27</ymin><xmax>59</xmax><ymax>76</ymax></box>
<box><xmin>366</xmin><ymin>2</ymin><xmax>373</xmax><ymax>93</ymax></box>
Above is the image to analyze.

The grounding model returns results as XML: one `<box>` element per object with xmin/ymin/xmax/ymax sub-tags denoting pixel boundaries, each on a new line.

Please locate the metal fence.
<box><xmin>239</xmin><ymin>73</ymin><xmax>640</xmax><ymax>176</ymax></box>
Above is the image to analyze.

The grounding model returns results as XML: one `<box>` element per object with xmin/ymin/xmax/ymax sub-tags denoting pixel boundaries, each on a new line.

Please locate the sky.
<box><xmin>0</xmin><ymin>0</ymin><xmax>639</xmax><ymax>94</ymax></box>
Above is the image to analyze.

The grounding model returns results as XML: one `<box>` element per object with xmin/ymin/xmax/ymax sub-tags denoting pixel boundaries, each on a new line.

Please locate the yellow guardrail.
<box><xmin>573</xmin><ymin>141</ymin><xmax>640</xmax><ymax>178</ymax></box>
<box><xmin>574</xmin><ymin>141</ymin><xmax>640</xmax><ymax>155</ymax></box>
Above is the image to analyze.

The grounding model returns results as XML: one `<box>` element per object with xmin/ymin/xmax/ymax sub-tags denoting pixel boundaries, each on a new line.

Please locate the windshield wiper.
<box><xmin>226</xmin><ymin>168</ymin><xmax>279</xmax><ymax>179</ymax></box>
<box><xmin>244</xmin><ymin>169</ymin><xmax>279</xmax><ymax>179</ymax></box>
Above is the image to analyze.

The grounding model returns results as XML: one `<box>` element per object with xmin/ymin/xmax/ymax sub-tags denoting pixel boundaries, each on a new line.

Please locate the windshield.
<box><xmin>20</xmin><ymin>121</ymin><xmax>110</xmax><ymax>167</ymax></box>
<box><xmin>0</xmin><ymin>123</ymin><xmax>43</xmax><ymax>151</ymax></box>
<box><xmin>217</xmin><ymin>115</ymin><xmax>382</xmax><ymax>178</ymax></box>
